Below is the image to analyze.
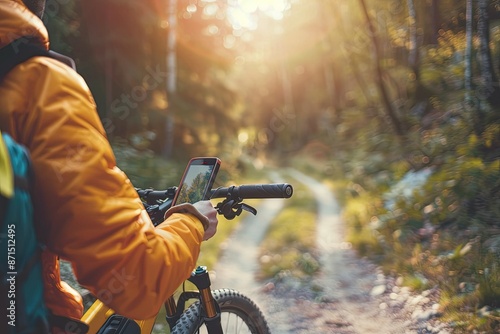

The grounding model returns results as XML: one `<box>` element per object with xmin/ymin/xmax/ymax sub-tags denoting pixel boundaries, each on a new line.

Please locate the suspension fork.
<box><xmin>188</xmin><ymin>266</ymin><xmax>223</xmax><ymax>334</ymax></box>
<box><xmin>164</xmin><ymin>266</ymin><xmax>223</xmax><ymax>333</ymax></box>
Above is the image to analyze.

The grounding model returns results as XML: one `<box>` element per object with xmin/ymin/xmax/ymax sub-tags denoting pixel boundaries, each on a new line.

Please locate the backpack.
<box><xmin>0</xmin><ymin>38</ymin><xmax>77</xmax><ymax>334</ymax></box>
<box><xmin>0</xmin><ymin>131</ymin><xmax>50</xmax><ymax>333</ymax></box>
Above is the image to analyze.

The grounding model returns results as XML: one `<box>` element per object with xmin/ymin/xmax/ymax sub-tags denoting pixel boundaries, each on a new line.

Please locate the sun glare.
<box><xmin>227</xmin><ymin>0</ymin><xmax>290</xmax><ymax>30</ymax></box>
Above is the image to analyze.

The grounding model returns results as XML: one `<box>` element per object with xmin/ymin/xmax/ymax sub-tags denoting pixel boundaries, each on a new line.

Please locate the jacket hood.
<box><xmin>0</xmin><ymin>0</ymin><xmax>49</xmax><ymax>49</ymax></box>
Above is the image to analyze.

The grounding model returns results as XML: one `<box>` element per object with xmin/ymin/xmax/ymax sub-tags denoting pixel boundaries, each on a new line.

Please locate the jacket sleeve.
<box><xmin>8</xmin><ymin>56</ymin><xmax>205</xmax><ymax>319</ymax></box>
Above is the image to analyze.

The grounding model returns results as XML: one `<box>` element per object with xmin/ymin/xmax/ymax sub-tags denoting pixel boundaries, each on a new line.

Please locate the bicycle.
<box><xmin>80</xmin><ymin>182</ymin><xmax>293</xmax><ymax>334</ymax></box>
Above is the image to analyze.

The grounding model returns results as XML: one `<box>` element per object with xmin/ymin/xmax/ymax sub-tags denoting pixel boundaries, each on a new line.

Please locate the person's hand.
<box><xmin>193</xmin><ymin>201</ymin><xmax>218</xmax><ymax>241</ymax></box>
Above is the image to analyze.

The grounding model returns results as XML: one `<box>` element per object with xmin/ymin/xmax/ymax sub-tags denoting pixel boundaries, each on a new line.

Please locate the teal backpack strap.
<box><xmin>1</xmin><ymin>133</ymin><xmax>50</xmax><ymax>334</ymax></box>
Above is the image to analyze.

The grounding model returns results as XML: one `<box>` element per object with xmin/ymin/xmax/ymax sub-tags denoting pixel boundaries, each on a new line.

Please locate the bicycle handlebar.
<box><xmin>210</xmin><ymin>183</ymin><xmax>293</xmax><ymax>199</ymax></box>
<box><xmin>137</xmin><ymin>183</ymin><xmax>293</xmax><ymax>202</ymax></box>
<box><xmin>137</xmin><ymin>183</ymin><xmax>293</xmax><ymax>223</ymax></box>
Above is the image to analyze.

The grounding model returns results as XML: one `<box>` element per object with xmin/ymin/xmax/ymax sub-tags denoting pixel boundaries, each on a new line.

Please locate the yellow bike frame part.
<box><xmin>81</xmin><ymin>299</ymin><xmax>156</xmax><ymax>333</ymax></box>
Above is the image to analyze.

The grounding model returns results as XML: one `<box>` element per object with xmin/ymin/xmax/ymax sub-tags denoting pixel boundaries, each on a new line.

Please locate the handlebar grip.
<box><xmin>137</xmin><ymin>189</ymin><xmax>176</xmax><ymax>202</ymax></box>
<box><xmin>238</xmin><ymin>183</ymin><xmax>293</xmax><ymax>198</ymax></box>
<box><xmin>147</xmin><ymin>190</ymin><xmax>172</xmax><ymax>201</ymax></box>
<box><xmin>211</xmin><ymin>183</ymin><xmax>293</xmax><ymax>199</ymax></box>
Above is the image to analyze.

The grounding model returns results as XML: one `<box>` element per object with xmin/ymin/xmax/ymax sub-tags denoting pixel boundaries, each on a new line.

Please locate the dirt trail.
<box><xmin>287</xmin><ymin>170</ymin><xmax>411</xmax><ymax>333</ymax></box>
<box><xmin>211</xmin><ymin>170</ymin><xmax>417</xmax><ymax>333</ymax></box>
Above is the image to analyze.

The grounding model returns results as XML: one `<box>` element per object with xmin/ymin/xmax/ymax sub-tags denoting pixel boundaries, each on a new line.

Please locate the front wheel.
<box><xmin>171</xmin><ymin>289</ymin><xmax>271</xmax><ymax>334</ymax></box>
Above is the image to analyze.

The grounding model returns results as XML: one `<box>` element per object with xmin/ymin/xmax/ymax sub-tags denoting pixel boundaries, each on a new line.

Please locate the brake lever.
<box><xmin>215</xmin><ymin>199</ymin><xmax>257</xmax><ymax>220</ymax></box>
<box><xmin>240</xmin><ymin>203</ymin><xmax>257</xmax><ymax>216</ymax></box>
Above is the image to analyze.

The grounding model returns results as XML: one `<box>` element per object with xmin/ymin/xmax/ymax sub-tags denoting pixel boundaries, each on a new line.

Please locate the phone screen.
<box><xmin>172</xmin><ymin>157</ymin><xmax>221</xmax><ymax>205</ymax></box>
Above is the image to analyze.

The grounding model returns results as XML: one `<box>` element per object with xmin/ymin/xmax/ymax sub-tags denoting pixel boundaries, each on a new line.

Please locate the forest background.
<box><xmin>44</xmin><ymin>0</ymin><xmax>499</xmax><ymax>332</ymax></box>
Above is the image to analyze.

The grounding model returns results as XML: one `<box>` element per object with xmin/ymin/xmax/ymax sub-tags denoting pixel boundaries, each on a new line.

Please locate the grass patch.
<box><xmin>257</xmin><ymin>180</ymin><xmax>319</xmax><ymax>280</ymax></box>
<box><xmin>342</xmin><ymin>192</ymin><xmax>385</xmax><ymax>257</ymax></box>
<box><xmin>402</xmin><ymin>274</ymin><xmax>429</xmax><ymax>291</ymax></box>
<box><xmin>439</xmin><ymin>290</ymin><xmax>500</xmax><ymax>333</ymax></box>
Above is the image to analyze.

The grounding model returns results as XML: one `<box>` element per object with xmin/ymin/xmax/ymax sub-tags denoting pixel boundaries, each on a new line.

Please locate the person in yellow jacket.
<box><xmin>0</xmin><ymin>0</ymin><xmax>218</xmax><ymax>331</ymax></box>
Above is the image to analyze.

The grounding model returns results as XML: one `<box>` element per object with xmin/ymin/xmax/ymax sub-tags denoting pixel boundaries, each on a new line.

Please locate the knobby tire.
<box><xmin>171</xmin><ymin>289</ymin><xmax>271</xmax><ymax>334</ymax></box>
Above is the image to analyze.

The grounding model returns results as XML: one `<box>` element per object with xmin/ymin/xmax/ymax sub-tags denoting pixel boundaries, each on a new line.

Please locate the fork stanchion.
<box><xmin>164</xmin><ymin>295</ymin><xmax>179</xmax><ymax>330</ymax></box>
<box><xmin>188</xmin><ymin>266</ymin><xmax>223</xmax><ymax>334</ymax></box>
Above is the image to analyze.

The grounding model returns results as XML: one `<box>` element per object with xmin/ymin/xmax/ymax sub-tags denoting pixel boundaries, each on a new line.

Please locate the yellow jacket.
<box><xmin>0</xmin><ymin>0</ymin><xmax>205</xmax><ymax>321</ymax></box>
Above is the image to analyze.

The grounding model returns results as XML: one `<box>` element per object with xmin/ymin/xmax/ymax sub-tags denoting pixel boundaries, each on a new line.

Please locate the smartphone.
<box><xmin>172</xmin><ymin>157</ymin><xmax>221</xmax><ymax>205</ymax></box>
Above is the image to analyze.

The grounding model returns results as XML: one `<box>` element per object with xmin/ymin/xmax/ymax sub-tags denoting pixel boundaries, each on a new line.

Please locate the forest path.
<box><xmin>210</xmin><ymin>169</ymin><xmax>419</xmax><ymax>333</ymax></box>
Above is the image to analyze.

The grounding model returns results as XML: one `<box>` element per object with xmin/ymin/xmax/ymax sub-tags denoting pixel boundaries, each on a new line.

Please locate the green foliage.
<box><xmin>439</xmin><ymin>245</ymin><xmax>500</xmax><ymax>332</ymax></box>
<box><xmin>402</xmin><ymin>273</ymin><xmax>429</xmax><ymax>291</ymax></box>
<box><xmin>476</xmin><ymin>254</ymin><xmax>500</xmax><ymax>308</ymax></box>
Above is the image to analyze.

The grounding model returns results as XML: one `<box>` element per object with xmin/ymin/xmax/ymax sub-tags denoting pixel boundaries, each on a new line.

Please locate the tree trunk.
<box><xmin>430</xmin><ymin>0</ymin><xmax>440</xmax><ymax>45</ymax></box>
<box><xmin>465</xmin><ymin>0</ymin><xmax>473</xmax><ymax>104</ymax></box>
<box><xmin>477</xmin><ymin>0</ymin><xmax>500</xmax><ymax>108</ymax></box>
<box><xmin>406</xmin><ymin>0</ymin><xmax>432</xmax><ymax>106</ymax></box>
<box><xmin>321</xmin><ymin>2</ymin><xmax>341</xmax><ymax>123</ymax></box>
<box><xmin>407</xmin><ymin>0</ymin><xmax>418</xmax><ymax>77</ymax></box>
<box><xmin>358</xmin><ymin>0</ymin><xmax>406</xmax><ymax>137</ymax></box>
<box><xmin>163</xmin><ymin>0</ymin><xmax>177</xmax><ymax>158</ymax></box>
